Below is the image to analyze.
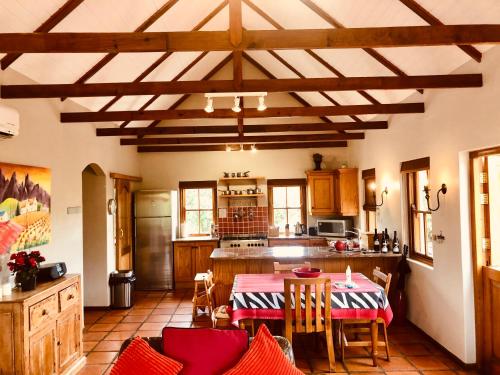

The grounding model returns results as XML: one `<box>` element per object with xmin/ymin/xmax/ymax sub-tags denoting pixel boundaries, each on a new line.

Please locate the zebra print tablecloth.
<box><xmin>229</xmin><ymin>273</ymin><xmax>393</xmax><ymax>326</ymax></box>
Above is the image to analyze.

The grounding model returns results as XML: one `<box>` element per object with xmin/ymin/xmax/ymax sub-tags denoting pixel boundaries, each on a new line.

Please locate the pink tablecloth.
<box><xmin>229</xmin><ymin>273</ymin><xmax>393</xmax><ymax>326</ymax></box>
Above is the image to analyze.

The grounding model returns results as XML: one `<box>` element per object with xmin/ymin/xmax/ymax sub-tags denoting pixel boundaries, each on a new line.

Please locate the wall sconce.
<box><xmin>369</xmin><ymin>183</ymin><xmax>388</xmax><ymax>207</ymax></box>
<box><xmin>423</xmin><ymin>183</ymin><xmax>447</xmax><ymax>212</ymax></box>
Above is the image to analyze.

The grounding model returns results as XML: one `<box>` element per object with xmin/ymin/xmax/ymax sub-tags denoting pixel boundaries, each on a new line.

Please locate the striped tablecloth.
<box><xmin>229</xmin><ymin>273</ymin><xmax>393</xmax><ymax>326</ymax></box>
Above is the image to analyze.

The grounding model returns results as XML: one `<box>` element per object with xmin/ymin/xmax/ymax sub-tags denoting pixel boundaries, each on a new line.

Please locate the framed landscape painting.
<box><xmin>0</xmin><ymin>162</ymin><xmax>51</xmax><ymax>254</ymax></box>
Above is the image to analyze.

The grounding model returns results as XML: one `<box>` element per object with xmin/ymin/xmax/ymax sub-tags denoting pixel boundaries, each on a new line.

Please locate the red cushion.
<box><xmin>162</xmin><ymin>327</ymin><xmax>248</xmax><ymax>375</ymax></box>
<box><xmin>111</xmin><ymin>337</ymin><xmax>183</xmax><ymax>375</ymax></box>
<box><xmin>223</xmin><ymin>324</ymin><xmax>303</xmax><ymax>375</ymax></box>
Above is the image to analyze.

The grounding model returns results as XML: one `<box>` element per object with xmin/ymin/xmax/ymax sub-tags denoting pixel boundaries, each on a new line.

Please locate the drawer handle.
<box><xmin>42</xmin><ymin>309</ymin><xmax>48</xmax><ymax>316</ymax></box>
<box><xmin>67</xmin><ymin>294</ymin><xmax>74</xmax><ymax>300</ymax></box>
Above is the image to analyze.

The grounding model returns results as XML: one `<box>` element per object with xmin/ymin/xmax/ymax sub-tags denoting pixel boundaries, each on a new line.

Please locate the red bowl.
<box><xmin>292</xmin><ymin>267</ymin><xmax>322</xmax><ymax>278</ymax></box>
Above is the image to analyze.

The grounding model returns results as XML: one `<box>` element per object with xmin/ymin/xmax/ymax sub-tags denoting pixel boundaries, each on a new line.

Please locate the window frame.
<box><xmin>401</xmin><ymin>157</ymin><xmax>433</xmax><ymax>265</ymax></box>
<box><xmin>267</xmin><ymin>179</ymin><xmax>307</xmax><ymax>231</ymax></box>
<box><xmin>179</xmin><ymin>180</ymin><xmax>217</xmax><ymax>236</ymax></box>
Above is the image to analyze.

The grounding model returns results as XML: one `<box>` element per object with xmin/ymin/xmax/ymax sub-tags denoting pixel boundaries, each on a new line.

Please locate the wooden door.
<box><xmin>29</xmin><ymin>323</ymin><xmax>57</xmax><ymax>375</ymax></box>
<box><xmin>337</xmin><ymin>169</ymin><xmax>359</xmax><ymax>216</ymax></box>
<box><xmin>57</xmin><ymin>307</ymin><xmax>81</xmax><ymax>373</ymax></box>
<box><xmin>116</xmin><ymin>179</ymin><xmax>133</xmax><ymax>270</ymax></box>
<box><xmin>194</xmin><ymin>242</ymin><xmax>217</xmax><ymax>274</ymax></box>
<box><xmin>483</xmin><ymin>266</ymin><xmax>500</xmax><ymax>373</ymax></box>
<box><xmin>307</xmin><ymin>172</ymin><xmax>334</xmax><ymax>215</ymax></box>
<box><xmin>174</xmin><ymin>243</ymin><xmax>194</xmax><ymax>287</ymax></box>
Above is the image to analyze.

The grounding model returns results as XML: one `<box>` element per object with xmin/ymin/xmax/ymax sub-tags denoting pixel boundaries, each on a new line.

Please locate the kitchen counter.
<box><xmin>211</xmin><ymin>246</ymin><xmax>401</xmax><ymax>260</ymax></box>
<box><xmin>173</xmin><ymin>236</ymin><xmax>219</xmax><ymax>242</ymax></box>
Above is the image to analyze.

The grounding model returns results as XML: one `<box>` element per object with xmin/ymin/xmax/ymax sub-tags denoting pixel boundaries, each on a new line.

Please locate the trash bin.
<box><xmin>109</xmin><ymin>270</ymin><xmax>136</xmax><ymax>309</ymax></box>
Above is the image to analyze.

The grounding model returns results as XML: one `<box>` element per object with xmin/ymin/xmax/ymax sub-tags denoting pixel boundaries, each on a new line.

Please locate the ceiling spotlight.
<box><xmin>257</xmin><ymin>95</ymin><xmax>267</xmax><ymax>111</ymax></box>
<box><xmin>226</xmin><ymin>144</ymin><xmax>231</xmax><ymax>152</ymax></box>
<box><xmin>204</xmin><ymin>97</ymin><xmax>214</xmax><ymax>113</ymax></box>
<box><xmin>232</xmin><ymin>97</ymin><xmax>241</xmax><ymax>113</ymax></box>
<box><xmin>240</xmin><ymin>144</ymin><xmax>244</xmax><ymax>152</ymax></box>
<box><xmin>251</xmin><ymin>144</ymin><xmax>257</xmax><ymax>153</ymax></box>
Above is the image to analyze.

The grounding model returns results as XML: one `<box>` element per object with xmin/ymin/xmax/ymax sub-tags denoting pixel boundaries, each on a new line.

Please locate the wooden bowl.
<box><xmin>292</xmin><ymin>267</ymin><xmax>322</xmax><ymax>278</ymax></box>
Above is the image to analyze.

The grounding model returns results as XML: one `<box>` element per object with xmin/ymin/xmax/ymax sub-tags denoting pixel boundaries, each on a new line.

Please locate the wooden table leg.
<box><xmin>371</xmin><ymin>319</ymin><xmax>378</xmax><ymax>367</ymax></box>
<box><xmin>239</xmin><ymin>320</ymin><xmax>246</xmax><ymax>330</ymax></box>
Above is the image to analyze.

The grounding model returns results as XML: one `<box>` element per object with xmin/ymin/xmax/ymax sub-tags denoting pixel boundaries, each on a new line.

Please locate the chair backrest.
<box><xmin>284</xmin><ymin>277</ymin><xmax>331</xmax><ymax>335</ymax></box>
<box><xmin>372</xmin><ymin>266</ymin><xmax>392</xmax><ymax>295</ymax></box>
<box><xmin>204</xmin><ymin>270</ymin><xmax>215</xmax><ymax>307</ymax></box>
<box><xmin>273</xmin><ymin>261</ymin><xmax>312</xmax><ymax>274</ymax></box>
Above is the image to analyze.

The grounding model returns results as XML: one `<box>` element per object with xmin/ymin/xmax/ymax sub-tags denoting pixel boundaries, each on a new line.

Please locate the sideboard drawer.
<box><xmin>29</xmin><ymin>294</ymin><xmax>58</xmax><ymax>332</ymax></box>
<box><xmin>59</xmin><ymin>283</ymin><xmax>79</xmax><ymax>312</ymax></box>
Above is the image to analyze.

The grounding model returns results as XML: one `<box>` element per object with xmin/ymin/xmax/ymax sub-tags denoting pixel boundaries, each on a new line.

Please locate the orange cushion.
<box><xmin>223</xmin><ymin>324</ymin><xmax>303</xmax><ymax>375</ymax></box>
<box><xmin>111</xmin><ymin>337</ymin><xmax>183</xmax><ymax>375</ymax></box>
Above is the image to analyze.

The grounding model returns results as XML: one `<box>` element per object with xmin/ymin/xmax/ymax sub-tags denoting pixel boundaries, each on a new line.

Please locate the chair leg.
<box><xmin>325</xmin><ymin>327</ymin><xmax>336</xmax><ymax>372</ymax></box>
<box><xmin>383</xmin><ymin>322</ymin><xmax>390</xmax><ymax>360</ymax></box>
<box><xmin>340</xmin><ymin>321</ymin><xmax>345</xmax><ymax>362</ymax></box>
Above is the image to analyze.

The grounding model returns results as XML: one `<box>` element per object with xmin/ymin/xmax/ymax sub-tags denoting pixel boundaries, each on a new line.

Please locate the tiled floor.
<box><xmin>78</xmin><ymin>289</ymin><xmax>479</xmax><ymax>375</ymax></box>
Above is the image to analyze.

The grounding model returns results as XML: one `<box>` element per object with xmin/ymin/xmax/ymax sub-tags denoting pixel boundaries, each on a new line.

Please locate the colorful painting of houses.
<box><xmin>0</xmin><ymin>162</ymin><xmax>51</xmax><ymax>253</ymax></box>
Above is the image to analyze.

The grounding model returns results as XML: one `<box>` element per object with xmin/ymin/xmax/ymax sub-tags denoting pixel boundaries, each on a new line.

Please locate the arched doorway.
<box><xmin>82</xmin><ymin>163</ymin><xmax>108</xmax><ymax>307</ymax></box>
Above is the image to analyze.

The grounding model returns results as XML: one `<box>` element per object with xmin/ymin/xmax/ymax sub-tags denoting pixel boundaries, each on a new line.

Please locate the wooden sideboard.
<box><xmin>0</xmin><ymin>274</ymin><xmax>85</xmax><ymax>375</ymax></box>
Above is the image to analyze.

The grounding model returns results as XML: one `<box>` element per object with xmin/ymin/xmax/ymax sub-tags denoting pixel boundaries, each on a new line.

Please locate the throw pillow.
<box><xmin>223</xmin><ymin>324</ymin><xmax>303</xmax><ymax>375</ymax></box>
<box><xmin>111</xmin><ymin>337</ymin><xmax>183</xmax><ymax>375</ymax></box>
<box><xmin>162</xmin><ymin>327</ymin><xmax>249</xmax><ymax>375</ymax></box>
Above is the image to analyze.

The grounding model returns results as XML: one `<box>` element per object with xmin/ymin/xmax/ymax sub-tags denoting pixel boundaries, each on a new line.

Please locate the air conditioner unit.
<box><xmin>0</xmin><ymin>104</ymin><xmax>20</xmax><ymax>139</ymax></box>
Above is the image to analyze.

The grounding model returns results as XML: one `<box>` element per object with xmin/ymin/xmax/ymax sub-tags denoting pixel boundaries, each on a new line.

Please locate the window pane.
<box><xmin>367</xmin><ymin>210</ymin><xmax>376</xmax><ymax>232</ymax></box>
<box><xmin>287</xmin><ymin>208</ymin><xmax>302</xmax><ymax>225</ymax></box>
<box><xmin>425</xmin><ymin>213</ymin><xmax>433</xmax><ymax>257</ymax></box>
<box><xmin>273</xmin><ymin>187</ymin><xmax>287</xmax><ymax>208</ymax></box>
<box><xmin>199</xmin><ymin>210</ymin><xmax>213</xmax><ymax>234</ymax></box>
<box><xmin>199</xmin><ymin>188</ymin><xmax>213</xmax><ymax>209</ymax></box>
<box><xmin>185</xmin><ymin>210</ymin><xmax>199</xmax><ymax>235</ymax></box>
<box><xmin>417</xmin><ymin>170</ymin><xmax>429</xmax><ymax>211</ymax></box>
<box><xmin>413</xmin><ymin>212</ymin><xmax>424</xmax><ymax>255</ymax></box>
<box><xmin>286</xmin><ymin>186</ymin><xmax>301</xmax><ymax>207</ymax></box>
<box><xmin>274</xmin><ymin>209</ymin><xmax>287</xmax><ymax>231</ymax></box>
<box><xmin>185</xmin><ymin>189</ymin><xmax>199</xmax><ymax>209</ymax></box>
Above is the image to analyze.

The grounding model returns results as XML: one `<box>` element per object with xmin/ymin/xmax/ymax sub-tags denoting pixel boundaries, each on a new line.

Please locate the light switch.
<box><xmin>67</xmin><ymin>206</ymin><xmax>82</xmax><ymax>214</ymax></box>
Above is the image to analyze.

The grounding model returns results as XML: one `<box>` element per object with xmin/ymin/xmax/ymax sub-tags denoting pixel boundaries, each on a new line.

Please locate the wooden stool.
<box><xmin>192</xmin><ymin>271</ymin><xmax>214</xmax><ymax>321</ymax></box>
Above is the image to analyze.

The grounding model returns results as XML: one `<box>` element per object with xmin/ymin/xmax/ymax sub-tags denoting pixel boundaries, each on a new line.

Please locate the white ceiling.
<box><xmin>0</xmin><ymin>0</ymin><xmax>499</xmax><ymax>129</ymax></box>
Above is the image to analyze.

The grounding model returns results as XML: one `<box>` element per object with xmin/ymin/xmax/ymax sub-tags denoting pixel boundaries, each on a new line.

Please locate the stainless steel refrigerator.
<box><xmin>134</xmin><ymin>190</ymin><xmax>177</xmax><ymax>290</ymax></box>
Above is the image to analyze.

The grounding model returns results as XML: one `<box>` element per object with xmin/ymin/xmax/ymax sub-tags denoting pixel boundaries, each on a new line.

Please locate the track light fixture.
<box><xmin>204</xmin><ymin>97</ymin><xmax>214</xmax><ymax>113</ymax></box>
<box><xmin>226</xmin><ymin>144</ymin><xmax>231</xmax><ymax>152</ymax></box>
<box><xmin>251</xmin><ymin>144</ymin><xmax>257</xmax><ymax>153</ymax></box>
<box><xmin>257</xmin><ymin>95</ymin><xmax>267</xmax><ymax>111</ymax></box>
<box><xmin>232</xmin><ymin>97</ymin><xmax>241</xmax><ymax>113</ymax></box>
<box><xmin>239</xmin><ymin>144</ymin><xmax>244</xmax><ymax>152</ymax></box>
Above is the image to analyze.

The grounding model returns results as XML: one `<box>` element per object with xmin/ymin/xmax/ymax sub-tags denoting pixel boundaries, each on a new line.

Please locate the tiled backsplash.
<box><xmin>218</xmin><ymin>206</ymin><xmax>269</xmax><ymax>235</ymax></box>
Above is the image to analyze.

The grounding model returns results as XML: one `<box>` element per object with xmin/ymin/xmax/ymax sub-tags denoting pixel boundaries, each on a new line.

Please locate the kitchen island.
<box><xmin>211</xmin><ymin>246</ymin><xmax>401</xmax><ymax>304</ymax></box>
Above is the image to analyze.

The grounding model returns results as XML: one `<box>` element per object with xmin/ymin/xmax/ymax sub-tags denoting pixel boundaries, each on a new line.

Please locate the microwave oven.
<box><xmin>317</xmin><ymin>219</ymin><xmax>352</xmax><ymax>237</ymax></box>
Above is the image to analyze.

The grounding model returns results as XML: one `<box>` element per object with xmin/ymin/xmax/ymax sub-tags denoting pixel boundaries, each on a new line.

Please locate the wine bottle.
<box><xmin>381</xmin><ymin>230</ymin><xmax>388</xmax><ymax>253</ymax></box>
<box><xmin>385</xmin><ymin>228</ymin><xmax>391</xmax><ymax>252</ymax></box>
<box><xmin>373</xmin><ymin>228</ymin><xmax>380</xmax><ymax>252</ymax></box>
<box><xmin>393</xmin><ymin>231</ymin><xmax>400</xmax><ymax>253</ymax></box>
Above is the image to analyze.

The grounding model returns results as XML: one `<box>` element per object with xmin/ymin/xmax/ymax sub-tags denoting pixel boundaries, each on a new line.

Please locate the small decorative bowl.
<box><xmin>292</xmin><ymin>267</ymin><xmax>322</xmax><ymax>278</ymax></box>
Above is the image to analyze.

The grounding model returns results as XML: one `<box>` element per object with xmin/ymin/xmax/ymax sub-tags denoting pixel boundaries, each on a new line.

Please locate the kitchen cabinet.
<box><xmin>57</xmin><ymin>306</ymin><xmax>81</xmax><ymax>373</ymax></box>
<box><xmin>308</xmin><ymin>238</ymin><xmax>328</xmax><ymax>247</ymax></box>
<box><xmin>306</xmin><ymin>169</ymin><xmax>359</xmax><ymax>216</ymax></box>
<box><xmin>269</xmin><ymin>238</ymin><xmax>309</xmax><ymax>247</ymax></box>
<box><xmin>29</xmin><ymin>323</ymin><xmax>57</xmax><ymax>375</ymax></box>
<box><xmin>173</xmin><ymin>240</ymin><xmax>218</xmax><ymax>289</ymax></box>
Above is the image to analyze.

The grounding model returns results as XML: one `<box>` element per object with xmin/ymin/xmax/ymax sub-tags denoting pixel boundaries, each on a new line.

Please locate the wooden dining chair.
<box><xmin>284</xmin><ymin>277</ymin><xmax>335</xmax><ymax>372</ymax></box>
<box><xmin>340</xmin><ymin>267</ymin><xmax>392</xmax><ymax>363</ymax></box>
<box><xmin>273</xmin><ymin>261</ymin><xmax>311</xmax><ymax>274</ymax></box>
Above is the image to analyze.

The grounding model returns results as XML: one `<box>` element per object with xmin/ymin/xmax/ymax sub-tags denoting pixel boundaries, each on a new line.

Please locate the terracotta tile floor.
<box><xmin>78</xmin><ymin>289</ymin><xmax>479</xmax><ymax>375</ymax></box>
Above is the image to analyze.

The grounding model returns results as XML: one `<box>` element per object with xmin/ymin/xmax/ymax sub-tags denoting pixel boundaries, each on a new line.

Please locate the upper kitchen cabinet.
<box><xmin>334</xmin><ymin>168</ymin><xmax>359</xmax><ymax>216</ymax></box>
<box><xmin>306</xmin><ymin>170</ymin><xmax>335</xmax><ymax>215</ymax></box>
<box><xmin>306</xmin><ymin>169</ymin><xmax>359</xmax><ymax>216</ymax></box>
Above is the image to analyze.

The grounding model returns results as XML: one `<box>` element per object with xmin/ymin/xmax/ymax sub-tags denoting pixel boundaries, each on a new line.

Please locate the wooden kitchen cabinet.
<box><xmin>308</xmin><ymin>238</ymin><xmax>328</xmax><ymax>247</ymax></box>
<box><xmin>0</xmin><ymin>275</ymin><xmax>84</xmax><ymax>375</ymax></box>
<box><xmin>173</xmin><ymin>240</ymin><xmax>218</xmax><ymax>289</ymax></box>
<box><xmin>269</xmin><ymin>238</ymin><xmax>309</xmax><ymax>247</ymax></box>
<box><xmin>306</xmin><ymin>170</ymin><xmax>335</xmax><ymax>215</ymax></box>
<box><xmin>333</xmin><ymin>168</ymin><xmax>359</xmax><ymax>216</ymax></box>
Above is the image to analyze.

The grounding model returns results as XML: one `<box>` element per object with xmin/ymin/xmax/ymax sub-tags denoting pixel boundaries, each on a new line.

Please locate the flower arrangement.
<box><xmin>8</xmin><ymin>250</ymin><xmax>46</xmax><ymax>291</ymax></box>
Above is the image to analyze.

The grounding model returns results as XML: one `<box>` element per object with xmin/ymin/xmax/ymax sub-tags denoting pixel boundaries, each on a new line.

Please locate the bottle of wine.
<box><xmin>393</xmin><ymin>231</ymin><xmax>400</xmax><ymax>253</ymax></box>
<box><xmin>373</xmin><ymin>228</ymin><xmax>380</xmax><ymax>252</ymax></box>
<box><xmin>381</xmin><ymin>229</ymin><xmax>388</xmax><ymax>253</ymax></box>
<box><xmin>385</xmin><ymin>228</ymin><xmax>391</xmax><ymax>252</ymax></box>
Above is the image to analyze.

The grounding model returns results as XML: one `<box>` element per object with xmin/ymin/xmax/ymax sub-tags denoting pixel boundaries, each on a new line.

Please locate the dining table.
<box><xmin>228</xmin><ymin>272</ymin><xmax>393</xmax><ymax>366</ymax></box>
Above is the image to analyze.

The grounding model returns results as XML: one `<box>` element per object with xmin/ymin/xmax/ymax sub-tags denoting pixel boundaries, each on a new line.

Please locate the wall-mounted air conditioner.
<box><xmin>0</xmin><ymin>104</ymin><xmax>19</xmax><ymax>139</ymax></box>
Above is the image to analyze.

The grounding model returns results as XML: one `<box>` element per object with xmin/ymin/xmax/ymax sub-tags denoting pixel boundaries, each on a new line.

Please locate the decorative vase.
<box><xmin>313</xmin><ymin>153</ymin><xmax>323</xmax><ymax>170</ymax></box>
<box><xmin>20</xmin><ymin>275</ymin><xmax>37</xmax><ymax>292</ymax></box>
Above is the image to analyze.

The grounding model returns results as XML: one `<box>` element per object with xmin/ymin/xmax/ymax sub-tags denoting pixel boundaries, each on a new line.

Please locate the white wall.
<box><xmin>0</xmin><ymin>69</ymin><xmax>140</xmax><ymax>305</ymax></box>
<box><xmin>350</xmin><ymin>46</ymin><xmax>500</xmax><ymax>363</ymax></box>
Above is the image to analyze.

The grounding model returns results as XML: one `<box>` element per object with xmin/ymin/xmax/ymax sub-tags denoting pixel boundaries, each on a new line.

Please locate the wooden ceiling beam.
<box><xmin>96</xmin><ymin>121</ymin><xmax>388</xmax><ymax>136</ymax></box>
<box><xmin>61</xmin><ymin>103</ymin><xmax>424</xmax><ymax>122</ymax></box>
<box><xmin>0</xmin><ymin>0</ymin><xmax>84</xmax><ymax>70</ymax></box>
<box><xmin>1</xmin><ymin>26</ymin><xmax>500</xmax><ymax>53</ymax></box>
<box><xmin>121</xmin><ymin>132</ymin><xmax>364</xmax><ymax>145</ymax></box>
<box><xmin>137</xmin><ymin>141</ymin><xmax>348</xmax><ymax>152</ymax></box>
<box><xmin>229</xmin><ymin>0</ymin><xmax>243</xmax><ymax>47</ymax></box>
<box><xmin>3</xmin><ymin>74</ymin><xmax>482</xmax><ymax>98</ymax></box>
<box><xmin>399</xmin><ymin>0</ymin><xmax>482</xmax><ymax>62</ymax></box>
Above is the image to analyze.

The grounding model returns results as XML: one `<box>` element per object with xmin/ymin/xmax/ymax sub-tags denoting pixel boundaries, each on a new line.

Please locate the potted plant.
<box><xmin>8</xmin><ymin>250</ymin><xmax>45</xmax><ymax>291</ymax></box>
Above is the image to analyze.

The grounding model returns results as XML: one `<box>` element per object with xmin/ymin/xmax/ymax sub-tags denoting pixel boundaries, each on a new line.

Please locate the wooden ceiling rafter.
<box><xmin>229</xmin><ymin>0</ymin><xmax>244</xmax><ymax>137</ymax></box>
<box><xmin>137</xmin><ymin>141</ymin><xmax>348</xmax><ymax>153</ymax></box>
<box><xmin>0</xmin><ymin>0</ymin><xmax>85</xmax><ymax>70</ymax></box>
<box><xmin>95</xmin><ymin>121</ymin><xmax>388</xmax><ymax>137</ymax></box>
<box><xmin>399</xmin><ymin>0</ymin><xmax>482</xmax><ymax>62</ymax></box>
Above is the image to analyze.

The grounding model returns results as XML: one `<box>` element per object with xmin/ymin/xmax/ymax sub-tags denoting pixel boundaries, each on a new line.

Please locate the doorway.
<box><xmin>470</xmin><ymin>147</ymin><xmax>500</xmax><ymax>373</ymax></box>
<box><xmin>82</xmin><ymin>164</ymin><xmax>108</xmax><ymax>307</ymax></box>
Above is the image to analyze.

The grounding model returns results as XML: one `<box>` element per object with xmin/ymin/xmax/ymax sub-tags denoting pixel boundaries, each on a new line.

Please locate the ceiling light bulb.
<box><xmin>251</xmin><ymin>144</ymin><xmax>257</xmax><ymax>153</ymax></box>
<box><xmin>257</xmin><ymin>96</ymin><xmax>267</xmax><ymax>111</ymax></box>
<box><xmin>226</xmin><ymin>144</ymin><xmax>231</xmax><ymax>152</ymax></box>
<box><xmin>232</xmin><ymin>97</ymin><xmax>241</xmax><ymax>113</ymax></box>
<box><xmin>204</xmin><ymin>97</ymin><xmax>214</xmax><ymax>113</ymax></box>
